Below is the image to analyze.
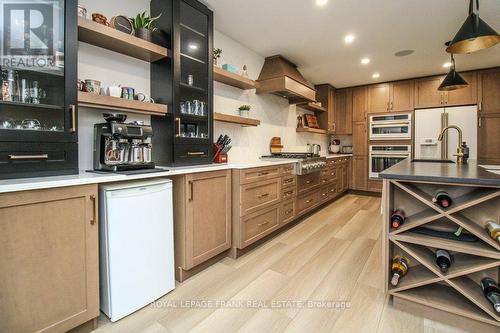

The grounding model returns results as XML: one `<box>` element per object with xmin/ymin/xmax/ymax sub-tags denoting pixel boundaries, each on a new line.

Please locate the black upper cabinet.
<box><xmin>0</xmin><ymin>0</ymin><xmax>78</xmax><ymax>178</ymax></box>
<box><xmin>151</xmin><ymin>0</ymin><xmax>214</xmax><ymax>166</ymax></box>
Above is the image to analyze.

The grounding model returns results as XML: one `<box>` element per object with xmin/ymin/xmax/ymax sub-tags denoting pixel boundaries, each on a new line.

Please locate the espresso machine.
<box><xmin>93</xmin><ymin>114</ymin><xmax>155</xmax><ymax>172</ymax></box>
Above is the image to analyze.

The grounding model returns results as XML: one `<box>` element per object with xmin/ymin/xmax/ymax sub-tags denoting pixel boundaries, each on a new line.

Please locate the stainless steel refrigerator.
<box><xmin>414</xmin><ymin>106</ymin><xmax>478</xmax><ymax>160</ymax></box>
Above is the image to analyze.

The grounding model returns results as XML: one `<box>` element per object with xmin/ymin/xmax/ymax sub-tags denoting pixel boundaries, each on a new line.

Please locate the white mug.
<box><xmin>107</xmin><ymin>85</ymin><xmax>121</xmax><ymax>98</ymax></box>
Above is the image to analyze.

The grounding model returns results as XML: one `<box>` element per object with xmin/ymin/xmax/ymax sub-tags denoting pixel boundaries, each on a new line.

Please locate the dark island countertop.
<box><xmin>379</xmin><ymin>159</ymin><xmax>500</xmax><ymax>186</ymax></box>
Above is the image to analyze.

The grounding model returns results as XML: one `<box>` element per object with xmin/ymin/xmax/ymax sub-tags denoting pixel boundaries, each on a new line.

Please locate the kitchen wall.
<box><xmin>77</xmin><ymin>0</ymin><xmax>330</xmax><ymax>170</ymax></box>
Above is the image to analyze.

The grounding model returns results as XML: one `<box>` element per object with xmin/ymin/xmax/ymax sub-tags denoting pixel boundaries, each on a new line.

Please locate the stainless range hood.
<box><xmin>256</xmin><ymin>55</ymin><xmax>316</xmax><ymax>102</ymax></box>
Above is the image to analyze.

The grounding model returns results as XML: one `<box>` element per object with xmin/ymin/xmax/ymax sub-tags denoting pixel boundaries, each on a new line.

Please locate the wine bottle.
<box><xmin>391</xmin><ymin>209</ymin><xmax>406</xmax><ymax>229</ymax></box>
<box><xmin>480</xmin><ymin>278</ymin><xmax>500</xmax><ymax>313</ymax></box>
<box><xmin>485</xmin><ymin>221</ymin><xmax>500</xmax><ymax>244</ymax></box>
<box><xmin>435</xmin><ymin>249</ymin><xmax>452</xmax><ymax>273</ymax></box>
<box><xmin>390</xmin><ymin>256</ymin><xmax>409</xmax><ymax>286</ymax></box>
<box><xmin>432</xmin><ymin>190</ymin><xmax>452</xmax><ymax>208</ymax></box>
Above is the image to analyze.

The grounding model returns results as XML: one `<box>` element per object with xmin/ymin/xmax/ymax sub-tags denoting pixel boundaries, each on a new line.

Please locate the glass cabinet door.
<box><xmin>176</xmin><ymin>0</ymin><xmax>210</xmax><ymax>144</ymax></box>
<box><xmin>0</xmin><ymin>0</ymin><xmax>75</xmax><ymax>140</ymax></box>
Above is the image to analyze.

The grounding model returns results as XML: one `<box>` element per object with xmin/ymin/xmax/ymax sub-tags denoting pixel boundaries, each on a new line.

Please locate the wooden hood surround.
<box><xmin>256</xmin><ymin>55</ymin><xmax>316</xmax><ymax>102</ymax></box>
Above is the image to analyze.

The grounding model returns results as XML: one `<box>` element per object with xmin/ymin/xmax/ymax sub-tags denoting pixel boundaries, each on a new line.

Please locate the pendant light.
<box><xmin>446</xmin><ymin>0</ymin><xmax>500</xmax><ymax>54</ymax></box>
<box><xmin>438</xmin><ymin>54</ymin><xmax>468</xmax><ymax>91</ymax></box>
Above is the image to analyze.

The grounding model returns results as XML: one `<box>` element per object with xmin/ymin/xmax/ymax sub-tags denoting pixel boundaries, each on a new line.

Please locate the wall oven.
<box><xmin>369</xmin><ymin>145</ymin><xmax>411</xmax><ymax>178</ymax></box>
<box><xmin>369</xmin><ymin>113</ymin><xmax>412</xmax><ymax>140</ymax></box>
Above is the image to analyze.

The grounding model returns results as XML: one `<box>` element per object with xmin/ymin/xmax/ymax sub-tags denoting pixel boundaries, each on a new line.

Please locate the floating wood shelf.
<box><xmin>213</xmin><ymin>66</ymin><xmax>257</xmax><ymax>90</ymax></box>
<box><xmin>296</xmin><ymin>127</ymin><xmax>327</xmax><ymax>135</ymax></box>
<box><xmin>78</xmin><ymin>92</ymin><xmax>168</xmax><ymax>116</ymax></box>
<box><xmin>78</xmin><ymin>17</ymin><xmax>169</xmax><ymax>62</ymax></box>
<box><xmin>384</xmin><ymin>179</ymin><xmax>500</xmax><ymax>330</ymax></box>
<box><xmin>213</xmin><ymin>112</ymin><xmax>260</xmax><ymax>127</ymax></box>
<box><xmin>296</xmin><ymin>102</ymin><xmax>327</xmax><ymax>113</ymax></box>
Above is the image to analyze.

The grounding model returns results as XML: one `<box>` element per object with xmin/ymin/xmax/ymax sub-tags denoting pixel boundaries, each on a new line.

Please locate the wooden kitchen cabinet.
<box><xmin>352</xmin><ymin>86</ymin><xmax>368</xmax><ymax>122</ymax></box>
<box><xmin>478</xmin><ymin>67</ymin><xmax>500</xmax><ymax>114</ymax></box>
<box><xmin>478</xmin><ymin>115</ymin><xmax>500</xmax><ymax>164</ymax></box>
<box><xmin>367</xmin><ymin>84</ymin><xmax>390</xmax><ymax>113</ymax></box>
<box><xmin>445</xmin><ymin>72</ymin><xmax>477</xmax><ymax>106</ymax></box>
<box><xmin>414</xmin><ymin>75</ymin><xmax>446</xmax><ymax>108</ymax></box>
<box><xmin>334</xmin><ymin>88</ymin><xmax>353</xmax><ymax>134</ymax></box>
<box><xmin>367</xmin><ymin>81</ymin><xmax>413</xmax><ymax>113</ymax></box>
<box><xmin>351</xmin><ymin>156</ymin><xmax>368</xmax><ymax>190</ymax></box>
<box><xmin>390</xmin><ymin>80</ymin><xmax>414</xmax><ymax>111</ymax></box>
<box><xmin>352</xmin><ymin>121</ymin><xmax>368</xmax><ymax>156</ymax></box>
<box><xmin>173</xmin><ymin>170</ymin><xmax>231</xmax><ymax>281</ymax></box>
<box><xmin>316</xmin><ymin>84</ymin><xmax>352</xmax><ymax>134</ymax></box>
<box><xmin>0</xmin><ymin>185</ymin><xmax>99</xmax><ymax>333</ymax></box>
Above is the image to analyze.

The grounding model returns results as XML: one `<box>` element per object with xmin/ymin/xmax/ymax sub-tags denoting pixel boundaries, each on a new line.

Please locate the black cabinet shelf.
<box><xmin>0</xmin><ymin>101</ymin><xmax>64</xmax><ymax>110</ymax></box>
<box><xmin>151</xmin><ymin>0</ymin><xmax>214</xmax><ymax>167</ymax></box>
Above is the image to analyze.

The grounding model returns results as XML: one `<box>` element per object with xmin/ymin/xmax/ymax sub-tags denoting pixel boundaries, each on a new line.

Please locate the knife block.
<box><xmin>213</xmin><ymin>143</ymin><xmax>228</xmax><ymax>164</ymax></box>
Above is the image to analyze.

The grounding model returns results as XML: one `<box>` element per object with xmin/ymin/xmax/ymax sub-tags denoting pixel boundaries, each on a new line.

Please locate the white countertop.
<box><xmin>0</xmin><ymin>155</ymin><xmax>352</xmax><ymax>194</ymax></box>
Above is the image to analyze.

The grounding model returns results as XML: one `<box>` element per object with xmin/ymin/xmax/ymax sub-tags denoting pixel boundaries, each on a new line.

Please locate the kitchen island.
<box><xmin>380</xmin><ymin>160</ymin><xmax>500</xmax><ymax>333</ymax></box>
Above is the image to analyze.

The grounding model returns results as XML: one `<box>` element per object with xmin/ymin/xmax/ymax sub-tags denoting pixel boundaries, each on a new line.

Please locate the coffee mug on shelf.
<box><xmin>121</xmin><ymin>87</ymin><xmax>135</xmax><ymax>100</ymax></box>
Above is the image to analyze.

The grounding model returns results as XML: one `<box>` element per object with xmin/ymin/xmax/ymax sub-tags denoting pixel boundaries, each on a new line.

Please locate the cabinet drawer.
<box><xmin>282</xmin><ymin>186</ymin><xmax>297</xmax><ymax>200</ymax></box>
<box><xmin>240</xmin><ymin>178</ymin><xmax>281</xmax><ymax>216</ymax></box>
<box><xmin>296</xmin><ymin>189</ymin><xmax>320</xmax><ymax>215</ymax></box>
<box><xmin>280</xmin><ymin>164</ymin><xmax>295</xmax><ymax>175</ymax></box>
<box><xmin>297</xmin><ymin>173</ymin><xmax>320</xmax><ymax>194</ymax></box>
<box><xmin>320</xmin><ymin>168</ymin><xmax>337</xmax><ymax>184</ymax></box>
<box><xmin>240</xmin><ymin>205</ymin><xmax>280</xmax><ymax>248</ymax></box>
<box><xmin>0</xmin><ymin>142</ymin><xmax>77</xmax><ymax>179</ymax></box>
<box><xmin>281</xmin><ymin>199</ymin><xmax>295</xmax><ymax>225</ymax></box>
<box><xmin>240</xmin><ymin>166</ymin><xmax>281</xmax><ymax>184</ymax></box>
<box><xmin>282</xmin><ymin>174</ymin><xmax>296</xmax><ymax>188</ymax></box>
<box><xmin>328</xmin><ymin>183</ymin><xmax>338</xmax><ymax>198</ymax></box>
<box><xmin>320</xmin><ymin>186</ymin><xmax>330</xmax><ymax>203</ymax></box>
<box><xmin>174</xmin><ymin>145</ymin><xmax>212</xmax><ymax>166</ymax></box>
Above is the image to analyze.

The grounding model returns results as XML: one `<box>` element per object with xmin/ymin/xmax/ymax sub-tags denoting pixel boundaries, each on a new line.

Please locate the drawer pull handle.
<box><xmin>257</xmin><ymin>193</ymin><xmax>270</xmax><ymax>199</ymax></box>
<box><xmin>90</xmin><ymin>195</ymin><xmax>97</xmax><ymax>225</ymax></box>
<box><xmin>258</xmin><ymin>221</ymin><xmax>270</xmax><ymax>227</ymax></box>
<box><xmin>306</xmin><ymin>199</ymin><xmax>314</xmax><ymax>203</ymax></box>
<box><xmin>284</xmin><ymin>179</ymin><xmax>294</xmax><ymax>183</ymax></box>
<box><xmin>306</xmin><ymin>180</ymin><xmax>312</xmax><ymax>184</ymax></box>
<box><xmin>284</xmin><ymin>190</ymin><xmax>293</xmax><ymax>195</ymax></box>
<box><xmin>187</xmin><ymin>152</ymin><xmax>206</xmax><ymax>156</ymax></box>
<box><xmin>285</xmin><ymin>209</ymin><xmax>293</xmax><ymax>215</ymax></box>
<box><xmin>8</xmin><ymin>154</ymin><xmax>48</xmax><ymax>160</ymax></box>
<box><xmin>258</xmin><ymin>172</ymin><xmax>269</xmax><ymax>176</ymax></box>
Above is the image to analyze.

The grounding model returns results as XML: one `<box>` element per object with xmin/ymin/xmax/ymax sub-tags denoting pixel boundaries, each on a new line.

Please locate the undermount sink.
<box><xmin>411</xmin><ymin>159</ymin><xmax>455</xmax><ymax>164</ymax></box>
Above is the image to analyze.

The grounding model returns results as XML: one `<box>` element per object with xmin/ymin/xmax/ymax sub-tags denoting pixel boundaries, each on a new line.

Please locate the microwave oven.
<box><xmin>369</xmin><ymin>113</ymin><xmax>412</xmax><ymax>140</ymax></box>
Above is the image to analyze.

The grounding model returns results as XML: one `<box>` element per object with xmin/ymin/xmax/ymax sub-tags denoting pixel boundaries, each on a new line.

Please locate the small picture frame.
<box><xmin>304</xmin><ymin>114</ymin><xmax>319</xmax><ymax>129</ymax></box>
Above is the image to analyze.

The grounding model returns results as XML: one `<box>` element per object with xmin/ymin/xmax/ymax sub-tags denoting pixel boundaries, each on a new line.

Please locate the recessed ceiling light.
<box><xmin>372</xmin><ymin>73</ymin><xmax>380</xmax><ymax>79</ymax></box>
<box><xmin>442</xmin><ymin>62</ymin><xmax>452</xmax><ymax>68</ymax></box>
<box><xmin>361</xmin><ymin>57</ymin><xmax>370</xmax><ymax>65</ymax></box>
<box><xmin>394</xmin><ymin>49</ymin><xmax>414</xmax><ymax>57</ymax></box>
<box><xmin>316</xmin><ymin>0</ymin><xmax>328</xmax><ymax>6</ymax></box>
<box><xmin>344</xmin><ymin>34</ymin><xmax>355</xmax><ymax>44</ymax></box>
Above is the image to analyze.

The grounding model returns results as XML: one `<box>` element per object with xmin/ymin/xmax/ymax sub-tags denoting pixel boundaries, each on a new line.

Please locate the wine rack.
<box><xmin>383</xmin><ymin>179</ymin><xmax>500</xmax><ymax>331</ymax></box>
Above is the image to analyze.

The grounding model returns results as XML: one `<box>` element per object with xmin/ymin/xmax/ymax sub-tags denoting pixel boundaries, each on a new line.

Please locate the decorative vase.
<box><xmin>135</xmin><ymin>28</ymin><xmax>152</xmax><ymax>41</ymax></box>
<box><xmin>214</xmin><ymin>58</ymin><xmax>219</xmax><ymax>67</ymax></box>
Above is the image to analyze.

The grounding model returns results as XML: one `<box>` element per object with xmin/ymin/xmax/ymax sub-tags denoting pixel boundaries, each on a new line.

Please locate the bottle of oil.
<box><xmin>485</xmin><ymin>221</ymin><xmax>500</xmax><ymax>244</ymax></box>
<box><xmin>390</xmin><ymin>256</ymin><xmax>409</xmax><ymax>286</ymax></box>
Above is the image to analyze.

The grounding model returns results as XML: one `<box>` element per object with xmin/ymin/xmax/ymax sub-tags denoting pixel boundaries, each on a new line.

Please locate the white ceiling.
<box><xmin>204</xmin><ymin>0</ymin><xmax>500</xmax><ymax>88</ymax></box>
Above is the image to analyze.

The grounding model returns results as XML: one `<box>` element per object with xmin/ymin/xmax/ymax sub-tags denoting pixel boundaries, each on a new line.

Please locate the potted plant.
<box><xmin>238</xmin><ymin>105</ymin><xmax>251</xmax><ymax>118</ymax></box>
<box><xmin>213</xmin><ymin>48</ymin><xmax>222</xmax><ymax>67</ymax></box>
<box><xmin>130</xmin><ymin>11</ymin><xmax>161</xmax><ymax>42</ymax></box>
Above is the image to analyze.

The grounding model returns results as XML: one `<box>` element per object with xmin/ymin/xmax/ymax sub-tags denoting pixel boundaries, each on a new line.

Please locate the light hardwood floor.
<box><xmin>92</xmin><ymin>194</ymin><xmax>470</xmax><ymax>333</ymax></box>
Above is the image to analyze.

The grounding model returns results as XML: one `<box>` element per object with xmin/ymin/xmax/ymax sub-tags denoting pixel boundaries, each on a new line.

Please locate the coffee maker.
<box><xmin>93</xmin><ymin>113</ymin><xmax>155</xmax><ymax>172</ymax></box>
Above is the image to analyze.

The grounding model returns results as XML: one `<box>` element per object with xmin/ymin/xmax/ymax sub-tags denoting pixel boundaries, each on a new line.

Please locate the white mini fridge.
<box><xmin>99</xmin><ymin>178</ymin><xmax>175</xmax><ymax>322</ymax></box>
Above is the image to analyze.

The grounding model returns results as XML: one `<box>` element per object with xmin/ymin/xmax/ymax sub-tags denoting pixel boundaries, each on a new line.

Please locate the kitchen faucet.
<box><xmin>438</xmin><ymin>125</ymin><xmax>469</xmax><ymax>164</ymax></box>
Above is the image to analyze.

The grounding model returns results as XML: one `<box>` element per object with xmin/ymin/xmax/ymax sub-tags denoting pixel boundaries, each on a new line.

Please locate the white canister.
<box><xmin>107</xmin><ymin>86</ymin><xmax>121</xmax><ymax>98</ymax></box>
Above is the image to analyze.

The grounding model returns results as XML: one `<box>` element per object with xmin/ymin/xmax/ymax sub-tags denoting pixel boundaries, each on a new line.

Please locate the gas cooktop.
<box><xmin>261</xmin><ymin>152</ymin><xmax>319</xmax><ymax>159</ymax></box>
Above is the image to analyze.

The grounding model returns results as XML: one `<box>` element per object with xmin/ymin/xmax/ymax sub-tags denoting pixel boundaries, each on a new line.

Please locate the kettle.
<box><xmin>329</xmin><ymin>139</ymin><xmax>341</xmax><ymax>154</ymax></box>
